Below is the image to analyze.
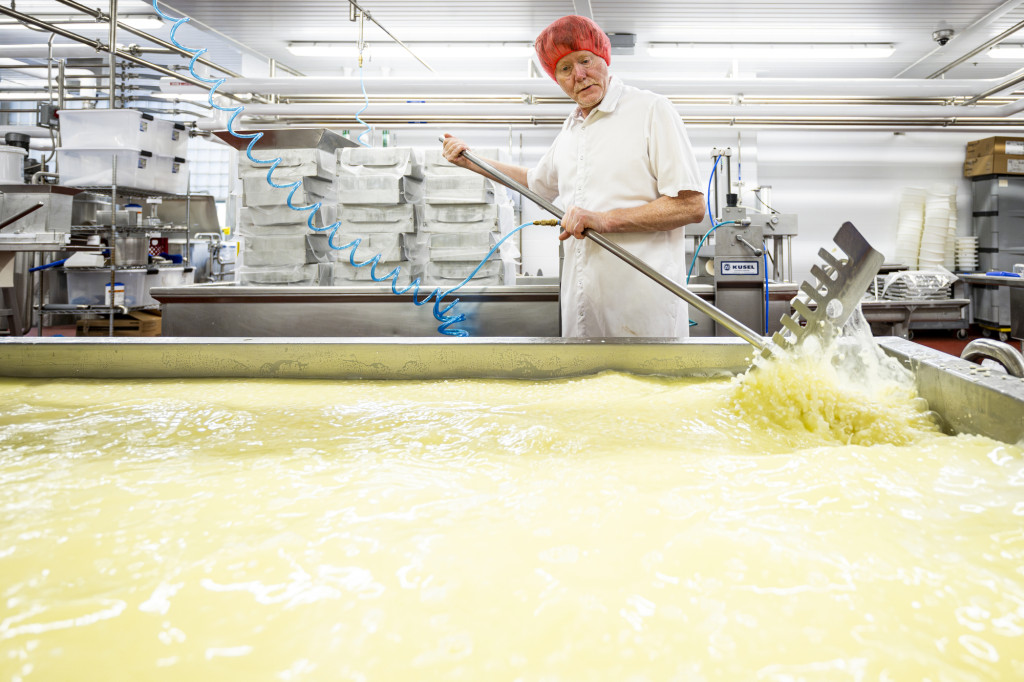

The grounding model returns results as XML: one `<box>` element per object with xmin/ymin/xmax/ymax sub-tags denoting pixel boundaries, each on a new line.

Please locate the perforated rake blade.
<box><xmin>765</xmin><ymin>222</ymin><xmax>884</xmax><ymax>359</ymax></box>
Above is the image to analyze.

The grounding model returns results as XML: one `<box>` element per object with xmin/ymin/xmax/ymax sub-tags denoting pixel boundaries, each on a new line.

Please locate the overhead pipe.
<box><xmin>211</xmin><ymin>75</ymin><xmax>1024</xmax><ymax>99</ymax></box>
<box><xmin>52</xmin><ymin>0</ymin><xmax>244</xmax><ymax>78</ymax></box>
<box><xmin>927</xmin><ymin>18</ymin><xmax>1024</xmax><ymax>79</ymax></box>
<box><xmin>240</xmin><ymin>116</ymin><xmax>1024</xmax><ymax>132</ymax></box>
<box><xmin>0</xmin><ymin>4</ymin><xmax>250</xmax><ymax>103</ymax></box>
<box><xmin>894</xmin><ymin>0</ymin><xmax>1024</xmax><ymax>77</ymax></box>
<box><xmin>227</xmin><ymin>99</ymin><xmax>1024</xmax><ymax>121</ymax></box>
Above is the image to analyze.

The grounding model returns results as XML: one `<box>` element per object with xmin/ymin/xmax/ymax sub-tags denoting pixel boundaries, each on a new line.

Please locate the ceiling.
<box><xmin>161</xmin><ymin>0</ymin><xmax>1024</xmax><ymax>80</ymax></box>
<box><xmin>2</xmin><ymin>0</ymin><xmax>1024</xmax><ymax>127</ymax></box>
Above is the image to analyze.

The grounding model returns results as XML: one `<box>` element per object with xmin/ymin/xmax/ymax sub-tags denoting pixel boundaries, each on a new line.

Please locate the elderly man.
<box><xmin>442</xmin><ymin>15</ymin><xmax>705</xmax><ymax>338</ymax></box>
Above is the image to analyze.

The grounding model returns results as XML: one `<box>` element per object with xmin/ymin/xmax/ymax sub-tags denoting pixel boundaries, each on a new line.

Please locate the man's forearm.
<box><xmin>460</xmin><ymin>157</ymin><xmax>529</xmax><ymax>188</ymax></box>
<box><xmin>602</xmin><ymin>191</ymin><xmax>705</xmax><ymax>233</ymax></box>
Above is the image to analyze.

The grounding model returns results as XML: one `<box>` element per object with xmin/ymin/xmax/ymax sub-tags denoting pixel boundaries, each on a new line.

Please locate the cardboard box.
<box><xmin>966</xmin><ymin>136</ymin><xmax>1024</xmax><ymax>159</ymax></box>
<box><xmin>77</xmin><ymin>310</ymin><xmax>162</xmax><ymax>337</ymax></box>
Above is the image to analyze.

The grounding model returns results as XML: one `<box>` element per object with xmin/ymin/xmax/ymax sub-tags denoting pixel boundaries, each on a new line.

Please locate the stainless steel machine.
<box><xmin>686</xmin><ymin>150</ymin><xmax>800</xmax><ymax>337</ymax></box>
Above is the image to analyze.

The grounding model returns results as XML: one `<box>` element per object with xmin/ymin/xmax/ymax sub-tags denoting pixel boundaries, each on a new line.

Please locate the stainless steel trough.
<box><xmin>0</xmin><ymin>336</ymin><xmax>1022</xmax><ymax>445</ymax></box>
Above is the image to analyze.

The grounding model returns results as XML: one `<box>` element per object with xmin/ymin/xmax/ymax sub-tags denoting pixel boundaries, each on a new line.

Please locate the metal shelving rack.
<box><xmin>35</xmin><ymin>155</ymin><xmax>195</xmax><ymax>336</ymax></box>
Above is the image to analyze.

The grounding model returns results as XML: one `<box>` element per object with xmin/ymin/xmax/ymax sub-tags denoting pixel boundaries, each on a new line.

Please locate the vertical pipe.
<box><xmin>269</xmin><ymin>58</ymin><xmax>278</xmax><ymax>104</ymax></box>
<box><xmin>725</xmin><ymin>154</ymin><xmax>732</xmax><ymax>198</ymax></box>
<box><xmin>109</xmin><ymin>154</ymin><xmax>118</xmax><ymax>336</ymax></box>
<box><xmin>56</xmin><ymin>59</ymin><xmax>65</xmax><ymax>175</ymax></box>
<box><xmin>185</xmin><ymin>170</ymin><xmax>192</xmax><ymax>272</ymax></box>
<box><xmin>108</xmin><ymin>0</ymin><xmax>118</xmax><ymax>109</ymax></box>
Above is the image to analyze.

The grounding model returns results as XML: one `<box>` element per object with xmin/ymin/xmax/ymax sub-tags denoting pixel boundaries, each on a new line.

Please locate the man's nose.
<box><xmin>573</xmin><ymin>63</ymin><xmax>587</xmax><ymax>79</ymax></box>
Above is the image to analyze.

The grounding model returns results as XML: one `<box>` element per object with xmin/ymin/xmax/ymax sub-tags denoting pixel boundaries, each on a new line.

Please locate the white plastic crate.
<box><xmin>57</xmin><ymin>147</ymin><xmax>156</xmax><ymax>190</ymax></box>
<box><xmin>339</xmin><ymin>147</ymin><xmax>423</xmax><ymax>178</ymax></box>
<box><xmin>427</xmin><ymin>231</ymin><xmax>494</xmax><ymax>262</ymax></box>
<box><xmin>152</xmin><ymin>119</ymin><xmax>189</xmax><ymax>158</ymax></box>
<box><xmin>425</xmin><ymin>259</ymin><xmax>502</xmax><ymax>281</ymax></box>
<box><xmin>237</xmin><ymin>264</ymin><xmax>318</xmax><ymax>286</ymax></box>
<box><xmin>339</xmin><ymin>203</ymin><xmax>417</xmax><ymax>233</ymax></box>
<box><xmin>422</xmin><ymin>203</ymin><xmax>498</xmax><ymax>233</ymax></box>
<box><xmin>142</xmin><ymin>265</ymin><xmax>194</xmax><ymax>305</ymax></box>
<box><xmin>307</xmin><ymin>234</ymin><xmax>336</xmax><ymax>264</ymax></box>
<box><xmin>422</xmin><ymin>148</ymin><xmax>499</xmax><ymax>175</ymax></box>
<box><xmin>59</xmin><ymin>109</ymin><xmax>155</xmax><ymax>151</ymax></box>
<box><xmin>337</xmin><ymin>175</ymin><xmax>422</xmax><ymax>205</ymax></box>
<box><xmin>66</xmin><ymin>269</ymin><xmax>147</xmax><ymax>306</ymax></box>
<box><xmin>333</xmin><ymin>260</ymin><xmax>416</xmax><ymax>286</ymax></box>
<box><xmin>243</xmin><ymin>203</ymin><xmax>331</xmax><ymax>229</ymax></box>
<box><xmin>241</xmin><ymin>234</ymin><xmax>310</xmax><ymax>267</ymax></box>
<box><xmin>424</xmin><ymin>175</ymin><xmax>494</xmax><ymax>204</ymax></box>
<box><xmin>342</xmin><ymin>233</ymin><xmax>405</xmax><ymax>262</ymax></box>
<box><xmin>150</xmin><ymin>153</ymin><xmax>189</xmax><ymax>194</ymax></box>
<box><xmin>238</xmin><ymin>149</ymin><xmax>336</xmax><ymax>180</ymax></box>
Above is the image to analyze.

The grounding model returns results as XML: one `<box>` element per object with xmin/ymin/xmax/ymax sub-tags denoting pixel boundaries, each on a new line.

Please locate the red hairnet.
<box><xmin>534</xmin><ymin>15</ymin><xmax>611</xmax><ymax>80</ymax></box>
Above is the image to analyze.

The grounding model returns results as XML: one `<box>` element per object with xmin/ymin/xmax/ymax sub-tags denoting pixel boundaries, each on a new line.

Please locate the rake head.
<box><xmin>765</xmin><ymin>222</ymin><xmax>885</xmax><ymax>359</ymax></box>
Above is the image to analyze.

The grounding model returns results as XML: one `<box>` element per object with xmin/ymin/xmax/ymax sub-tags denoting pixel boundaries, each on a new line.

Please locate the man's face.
<box><xmin>553</xmin><ymin>50</ymin><xmax>609</xmax><ymax>114</ymax></box>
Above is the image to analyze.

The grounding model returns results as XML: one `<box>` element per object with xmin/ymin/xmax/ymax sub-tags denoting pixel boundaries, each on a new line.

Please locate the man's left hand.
<box><xmin>559</xmin><ymin>205</ymin><xmax>607</xmax><ymax>241</ymax></box>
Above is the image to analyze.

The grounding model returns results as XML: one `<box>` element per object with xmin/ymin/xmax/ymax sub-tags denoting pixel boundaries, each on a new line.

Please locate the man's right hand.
<box><xmin>441</xmin><ymin>133</ymin><xmax>474</xmax><ymax>170</ymax></box>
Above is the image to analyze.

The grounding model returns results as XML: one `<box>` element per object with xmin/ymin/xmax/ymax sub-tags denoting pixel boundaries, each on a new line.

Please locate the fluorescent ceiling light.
<box><xmin>286</xmin><ymin>41</ymin><xmax>533</xmax><ymax>59</ymax></box>
<box><xmin>988</xmin><ymin>44</ymin><xmax>1024</xmax><ymax>59</ymax></box>
<box><xmin>647</xmin><ymin>43</ymin><xmax>895</xmax><ymax>59</ymax></box>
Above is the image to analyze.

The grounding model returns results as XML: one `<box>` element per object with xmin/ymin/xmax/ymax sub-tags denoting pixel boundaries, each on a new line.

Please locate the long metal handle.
<box><xmin>0</xmin><ymin>202</ymin><xmax>45</xmax><ymax>230</ymax></box>
<box><xmin>454</xmin><ymin>144</ymin><xmax>768</xmax><ymax>350</ymax></box>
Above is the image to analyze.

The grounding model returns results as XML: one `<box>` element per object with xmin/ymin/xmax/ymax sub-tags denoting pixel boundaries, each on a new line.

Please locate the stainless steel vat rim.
<box><xmin>0</xmin><ymin>337</ymin><xmax>754</xmax><ymax>380</ymax></box>
<box><xmin>1</xmin><ymin>337</ymin><xmax>1021</xmax><ymax>445</ymax></box>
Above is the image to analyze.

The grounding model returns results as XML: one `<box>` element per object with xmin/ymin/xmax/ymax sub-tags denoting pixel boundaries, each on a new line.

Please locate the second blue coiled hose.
<box><xmin>151</xmin><ymin>1</ymin><xmax>533</xmax><ymax>337</ymax></box>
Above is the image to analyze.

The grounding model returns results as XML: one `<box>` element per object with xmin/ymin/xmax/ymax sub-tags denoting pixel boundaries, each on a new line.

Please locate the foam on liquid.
<box><xmin>1</xmin><ymin>323</ymin><xmax>1022</xmax><ymax>680</ymax></box>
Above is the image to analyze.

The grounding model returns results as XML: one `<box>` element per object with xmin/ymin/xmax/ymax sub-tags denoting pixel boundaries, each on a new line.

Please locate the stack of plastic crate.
<box><xmin>236</xmin><ymin>148</ymin><xmax>337</xmax><ymax>286</ymax></box>
<box><xmin>333</xmin><ymin>147</ymin><xmax>423</xmax><ymax>287</ymax></box>
<box><xmin>420</xmin><ymin>148</ymin><xmax>508</xmax><ymax>288</ymax></box>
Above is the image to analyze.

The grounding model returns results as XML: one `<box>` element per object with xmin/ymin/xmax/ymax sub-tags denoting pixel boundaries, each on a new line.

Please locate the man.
<box><xmin>442</xmin><ymin>15</ymin><xmax>705</xmax><ymax>338</ymax></box>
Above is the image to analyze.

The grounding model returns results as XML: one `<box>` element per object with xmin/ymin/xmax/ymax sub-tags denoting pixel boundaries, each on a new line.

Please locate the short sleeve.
<box><xmin>647</xmin><ymin>96</ymin><xmax>703</xmax><ymax>198</ymax></box>
<box><xmin>527</xmin><ymin>136</ymin><xmax>560</xmax><ymax>203</ymax></box>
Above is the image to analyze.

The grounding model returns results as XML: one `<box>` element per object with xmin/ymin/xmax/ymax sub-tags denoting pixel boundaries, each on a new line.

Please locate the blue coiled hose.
<box><xmin>151</xmin><ymin>1</ymin><xmax>533</xmax><ymax>337</ymax></box>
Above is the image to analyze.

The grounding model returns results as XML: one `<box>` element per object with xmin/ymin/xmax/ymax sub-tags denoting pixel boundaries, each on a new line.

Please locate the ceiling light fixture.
<box><xmin>647</xmin><ymin>43</ymin><xmax>895</xmax><ymax>59</ymax></box>
<box><xmin>286</xmin><ymin>41</ymin><xmax>534</xmax><ymax>59</ymax></box>
<box><xmin>987</xmin><ymin>44</ymin><xmax>1024</xmax><ymax>59</ymax></box>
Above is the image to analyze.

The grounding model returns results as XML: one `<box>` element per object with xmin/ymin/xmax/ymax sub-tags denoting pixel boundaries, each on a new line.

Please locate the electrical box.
<box><xmin>37</xmin><ymin>102</ymin><xmax>58</xmax><ymax>129</ymax></box>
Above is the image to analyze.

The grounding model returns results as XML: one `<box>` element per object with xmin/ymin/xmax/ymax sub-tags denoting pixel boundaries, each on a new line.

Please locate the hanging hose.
<box><xmin>28</xmin><ymin>259</ymin><xmax>66</xmax><ymax>272</ymax></box>
<box><xmin>151</xmin><ymin>1</ymin><xmax>528</xmax><ymax>337</ymax></box>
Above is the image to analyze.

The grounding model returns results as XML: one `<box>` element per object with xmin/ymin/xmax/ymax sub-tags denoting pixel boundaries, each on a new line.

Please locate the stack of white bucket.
<box><xmin>237</xmin><ymin>147</ymin><xmax>338</xmax><ymax>286</ymax></box>
<box><xmin>419</xmin><ymin>148</ymin><xmax>513</xmax><ymax>288</ymax></box>
<box><xmin>955</xmin><ymin>237</ymin><xmax>978</xmax><ymax>272</ymax></box>
<box><xmin>334</xmin><ymin>147</ymin><xmax>423</xmax><ymax>287</ymax></box>
<box><xmin>893</xmin><ymin>184</ymin><xmax>958</xmax><ymax>270</ymax></box>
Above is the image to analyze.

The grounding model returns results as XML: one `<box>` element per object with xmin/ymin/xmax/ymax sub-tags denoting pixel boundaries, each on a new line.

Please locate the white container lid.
<box><xmin>0</xmin><ymin>146</ymin><xmax>27</xmax><ymax>157</ymax></box>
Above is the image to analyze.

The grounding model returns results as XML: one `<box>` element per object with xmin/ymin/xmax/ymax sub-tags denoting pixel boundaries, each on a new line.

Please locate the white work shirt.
<box><xmin>527</xmin><ymin>76</ymin><xmax>703</xmax><ymax>338</ymax></box>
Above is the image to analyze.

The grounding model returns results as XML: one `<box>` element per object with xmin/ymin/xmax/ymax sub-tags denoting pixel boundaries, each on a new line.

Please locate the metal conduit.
<box><xmin>51</xmin><ymin>0</ymin><xmax>243</xmax><ymax>78</ymax></box>
<box><xmin>212</xmin><ymin>75</ymin><xmax>1021</xmax><ymax>99</ymax></box>
<box><xmin>0</xmin><ymin>4</ymin><xmax>251</xmax><ymax>104</ymax></box>
<box><xmin>250</xmin><ymin>116</ymin><xmax>1024</xmax><ymax>131</ymax></box>
<box><xmin>221</xmin><ymin>100</ymin><xmax>1024</xmax><ymax>120</ymax></box>
<box><xmin>927</xmin><ymin>19</ymin><xmax>1024</xmax><ymax>79</ymax></box>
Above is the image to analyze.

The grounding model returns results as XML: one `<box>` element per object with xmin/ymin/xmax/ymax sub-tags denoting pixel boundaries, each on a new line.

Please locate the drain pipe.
<box><xmin>961</xmin><ymin>339</ymin><xmax>1024</xmax><ymax>378</ymax></box>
